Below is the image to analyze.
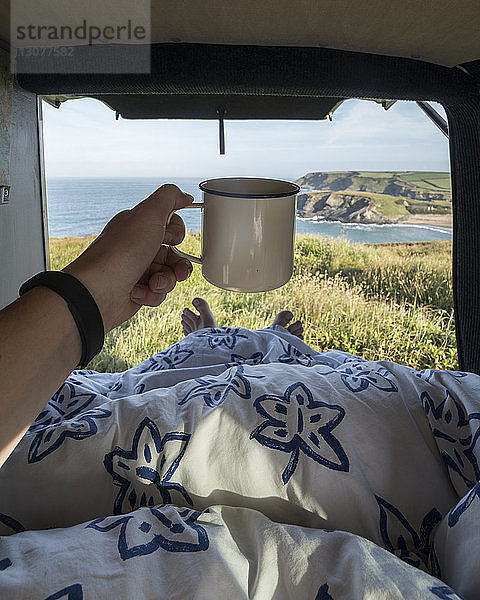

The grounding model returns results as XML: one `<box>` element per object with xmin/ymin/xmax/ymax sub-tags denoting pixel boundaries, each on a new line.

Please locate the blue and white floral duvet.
<box><xmin>0</xmin><ymin>325</ymin><xmax>478</xmax><ymax>599</ymax></box>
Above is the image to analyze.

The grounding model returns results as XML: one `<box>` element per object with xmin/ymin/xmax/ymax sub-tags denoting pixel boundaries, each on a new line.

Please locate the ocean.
<box><xmin>46</xmin><ymin>177</ymin><xmax>453</xmax><ymax>244</ymax></box>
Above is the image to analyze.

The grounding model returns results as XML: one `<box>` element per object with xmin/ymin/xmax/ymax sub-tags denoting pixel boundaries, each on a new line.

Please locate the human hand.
<box><xmin>62</xmin><ymin>184</ymin><xmax>193</xmax><ymax>332</ymax></box>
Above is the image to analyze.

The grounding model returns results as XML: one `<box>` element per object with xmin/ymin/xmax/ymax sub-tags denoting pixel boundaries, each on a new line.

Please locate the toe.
<box><xmin>181</xmin><ymin>312</ymin><xmax>195</xmax><ymax>334</ymax></box>
<box><xmin>288</xmin><ymin>319</ymin><xmax>303</xmax><ymax>331</ymax></box>
<box><xmin>287</xmin><ymin>320</ymin><xmax>304</xmax><ymax>339</ymax></box>
<box><xmin>192</xmin><ymin>297</ymin><xmax>211</xmax><ymax>314</ymax></box>
<box><xmin>272</xmin><ymin>310</ymin><xmax>294</xmax><ymax>328</ymax></box>
<box><xmin>182</xmin><ymin>313</ymin><xmax>195</xmax><ymax>327</ymax></box>
<box><xmin>183</xmin><ymin>307</ymin><xmax>198</xmax><ymax>320</ymax></box>
<box><xmin>192</xmin><ymin>297</ymin><xmax>217</xmax><ymax>328</ymax></box>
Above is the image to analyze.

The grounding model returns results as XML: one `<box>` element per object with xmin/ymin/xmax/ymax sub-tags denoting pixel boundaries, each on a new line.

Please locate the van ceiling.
<box><xmin>15</xmin><ymin>42</ymin><xmax>477</xmax><ymax>121</ymax></box>
<box><xmin>3</xmin><ymin>2</ymin><xmax>479</xmax><ymax>121</ymax></box>
<box><xmin>1</xmin><ymin>1</ymin><xmax>479</xmax><ymax>68</ymax></box>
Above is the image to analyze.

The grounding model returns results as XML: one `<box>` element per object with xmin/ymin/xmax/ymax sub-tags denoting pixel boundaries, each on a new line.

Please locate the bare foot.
<box><xmin>271</xmin><ymin>310</ymin><xmax>304</xmax><ymax>339</ymax></box>
<box><xmin>181</xmin><ymin>297</ymin><xmax>217</xmax><ymax>335</ymax></box>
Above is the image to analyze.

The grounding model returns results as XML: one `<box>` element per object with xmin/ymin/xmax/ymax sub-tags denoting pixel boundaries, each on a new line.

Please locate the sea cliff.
<box><xmin>295</xmin><ymin>171</ymin><xmax>452</xmax><ymax>226</ymax></box>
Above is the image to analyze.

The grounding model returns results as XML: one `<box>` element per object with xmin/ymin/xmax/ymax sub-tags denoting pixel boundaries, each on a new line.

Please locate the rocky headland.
<box><xmin>295</xmin><ymin>171</ymin><xmax>452</xmax><ymax>226</ymax></box>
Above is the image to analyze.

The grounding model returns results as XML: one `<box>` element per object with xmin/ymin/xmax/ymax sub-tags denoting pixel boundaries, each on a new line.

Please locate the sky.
<box><xmin>42</xmin><ymin>97</ymin><xmax>450</xmax><ymax>180</ymax></box>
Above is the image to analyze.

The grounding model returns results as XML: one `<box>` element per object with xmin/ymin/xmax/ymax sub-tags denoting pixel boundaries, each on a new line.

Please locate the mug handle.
<box><xmin>167</xmin><ymin>202</ymin><xmax>204</xmax><ymax>264</ymax></box>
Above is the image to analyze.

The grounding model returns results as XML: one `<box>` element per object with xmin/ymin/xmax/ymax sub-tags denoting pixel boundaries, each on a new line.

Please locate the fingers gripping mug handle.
<box><xmin>167</xmin><ymin>202</ymin><xmax>204</xmax><ymax>264</ymax></box>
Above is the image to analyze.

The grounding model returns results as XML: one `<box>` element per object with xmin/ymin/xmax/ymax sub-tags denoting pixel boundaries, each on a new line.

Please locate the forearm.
<box><xmin>0</xmin><ymin>184</ymin><xmax>192</xmax><ymax>469</ymax></box>
<box><xmin>0</xmin><ymin>287</ymin><xmax>82</xmax><ymax>467</ymax></box>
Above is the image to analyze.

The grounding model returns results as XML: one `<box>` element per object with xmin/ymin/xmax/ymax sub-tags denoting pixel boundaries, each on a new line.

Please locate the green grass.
<box><xmin>420</xmin><ymin>179</ymin><xmax>451</xmax><ymax>191</ymax></box>
<box><xmin>350</xmin><ymin>171</ymin><xmax>451</xmax><ymax>191</ymax></box>
<box><xmin>368</xmin><ymin>193</ymin><xmax>410</xmax><ymax>217</ymax></box>
<box><xmin>302</xmin><ymin>189</ymin><xmax>451</xmax><ymax>217</ymax></box>
<box><xmin>392</xmin><ymin>173</ymin><xmax>451</xmax><ymax>194</ymax></box>
<box><xmin>357</xmin><ymin>172</ymin><xmax>396</xmax><ymax>177</ymax></box>
<box><xmin>50</xmin><ymin>234</ymin><xmax>456</xmax><ymax>373</ymax></box>
<box><xmin>296</xmin><ymin>172</ymin><xmax>452</xmax><ymax>218</ymax></box>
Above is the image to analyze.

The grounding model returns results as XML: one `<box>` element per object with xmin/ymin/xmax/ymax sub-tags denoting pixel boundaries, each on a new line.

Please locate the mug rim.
<box><xmin>199</xmin><ymin>177</ymin><xmax>300</xmax><ymax>199</ymax></box>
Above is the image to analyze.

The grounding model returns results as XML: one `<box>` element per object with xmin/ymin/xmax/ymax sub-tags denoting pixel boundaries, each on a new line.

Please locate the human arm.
<box><xmin>0</xmin><ymin>184</ymin><xmax>193</xmax><ymax>468</ymax></box>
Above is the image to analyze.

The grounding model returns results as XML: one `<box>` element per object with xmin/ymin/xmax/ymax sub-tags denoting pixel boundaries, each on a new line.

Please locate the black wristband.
<box><xmin>19</xmin><ymin>271</ymin><xmax>105</xmax><ymax>369</ymax></box>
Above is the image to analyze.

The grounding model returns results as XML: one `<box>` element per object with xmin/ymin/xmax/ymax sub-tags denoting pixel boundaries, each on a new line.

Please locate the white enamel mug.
<box><xmin>171</xmin><ymin>177</ymin><xmax>299</xmax><ymax>292</ymax></box>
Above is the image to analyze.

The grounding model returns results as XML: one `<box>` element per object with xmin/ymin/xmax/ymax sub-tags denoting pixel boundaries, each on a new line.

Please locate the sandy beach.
<box><xmin>401</xmin><ymin>214</ymin><xmax>452</xmax><ymax>228</ymax></box>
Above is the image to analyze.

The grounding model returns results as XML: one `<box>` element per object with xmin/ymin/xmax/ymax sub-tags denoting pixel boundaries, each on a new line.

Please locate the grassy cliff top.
<box><xmin>50</xmin><ymin>234</ymin><xmax>455</xmax><ymax>372</ymax></box>
<box><xmin>296</xmin><ymin>171</ymin><xmax>451</xmax><ymax>198</ymax></box>
<box><xmin>297</xmin><ymin>189</ymin><xmax>452</xmax><ymax>219</ymax></box>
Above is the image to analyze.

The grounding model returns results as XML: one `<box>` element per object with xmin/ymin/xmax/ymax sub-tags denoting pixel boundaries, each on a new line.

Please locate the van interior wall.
<box><xmin>444</xmin><ymin>98</ymin><xmax>480</xmax><ymax>375</ymax></box>
<box><xmin>0</xmin><ymin>49</ymin><xmax>47</xmax><ymax>309</ymax></box>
